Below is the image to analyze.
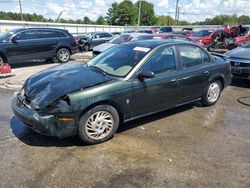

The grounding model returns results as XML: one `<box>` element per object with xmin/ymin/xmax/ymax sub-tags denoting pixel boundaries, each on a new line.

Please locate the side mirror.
<box><xmin>137</xmin><ymin>71</ymin><xmax>155</xmax><ymax>81</ymax></box>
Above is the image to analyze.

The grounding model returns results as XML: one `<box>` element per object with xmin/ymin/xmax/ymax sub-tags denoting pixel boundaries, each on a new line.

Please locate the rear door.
<box><xmin>6</xmin><ymin>30</ymin><xmax>37</xmax><ymax>63</ymax></box>
<box><xmin>131</xmin><ymin>45</ymin><xmax>181</xmax><ymax>116</ymax></box>
<box><xmin>35</xmin><ymin>29</ymin><xmax>64</xmax><ymax>58</ymax></box>
<box><xmin>177</xmin><ymin>44</ymin><xmax>212</xmax><ymax>102</ymax></box>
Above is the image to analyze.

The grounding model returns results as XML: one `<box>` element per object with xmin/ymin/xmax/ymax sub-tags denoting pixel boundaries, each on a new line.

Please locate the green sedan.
<box><xmin>12</xmin><ymin>40</ymin><xmax>232</xmax><ymax>144</ymax></box>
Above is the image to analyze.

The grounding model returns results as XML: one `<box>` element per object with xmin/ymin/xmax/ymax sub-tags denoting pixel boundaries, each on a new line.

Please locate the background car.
<box><xmin>190</xmin><ymin>29</ymin><xmax>215</xmax><ymax>45</ymax></box>
<box><xmin>132</xmin><ymin>33</ymin><xmax>205</xmax><ymax>48</ymax></box>
<box><xmin>93</xmin><ymin>33</ymin><xmax>144</xmax><ymax>56</ymax></box>
<box><xmin>225</xmin><ymin>41</ymin><xmax>250</xmax><ymax>80</ymax></box>
<box><xmin>0</xmin><ymin>28</ymin><xmax>78</xmax><ymax>64</ymax></box>
<box><xmin>111</xmin><ymin>32</ymin><xmax>121</xmax><ymax>36</ymax></box>
<box><xmin>76</xmin><ymin>32</ymin><xmax>113</xmax><ymax>51</ymax></box>
<box><xmin>233</xmin><ymin>31</ymin><xmax>250</xmax><ymax>46</ymax></box>
<box><xmin>12</xmin><ymin>40</ymin><xmax>232</xmax><ymax>144</ymax></box>
<box><xmin>159</xmin><ymin>26</ymin><xmax>173</xmax><ymax>33</ymax></box>
<box><xmin>137</xmin><ymin>29</ymin><xmax>154</xmax><ymax>34</ymax></box>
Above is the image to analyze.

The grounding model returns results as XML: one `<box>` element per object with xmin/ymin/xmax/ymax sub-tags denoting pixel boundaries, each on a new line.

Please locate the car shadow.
<box><xmin>10</xmin><ymin>116</ymin><xmax>86</xmax><ymax>147</ymax></box>
<box><xmin>10</xmin><ymin>103</ymin><xmax>197</xmax><ymax>147</ymax></box>
<box><xmin>230</xmin><ymin>77</ymin><xmax>250</xmax><ymax>88</ymax></box>
<box><xmin>117</xmin><ymin>103</ymin><xmax>196</xmax><ymax>133</ymax></box>
<box><xmin>11</xmin><ymin>59</ymin><xmax>58</xmax><ymax>69</ymax></box>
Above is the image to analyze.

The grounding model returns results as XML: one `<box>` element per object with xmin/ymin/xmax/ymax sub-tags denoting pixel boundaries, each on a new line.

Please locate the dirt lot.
<box><xmin>0</xmin><ymin>52</ymin><xmax>250</xmax><ymax>187</ymax></box>
<box><xmin>0</xmin><ymin>52</ymin><xmax>92</xmax><ymax>90</ymax></box>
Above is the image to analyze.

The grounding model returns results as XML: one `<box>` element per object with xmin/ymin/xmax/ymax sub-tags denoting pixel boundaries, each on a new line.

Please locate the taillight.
<box><xmin>73</xmin><ymin>38</ymin><xmax>78</xmax><ymax>45</ymax></box>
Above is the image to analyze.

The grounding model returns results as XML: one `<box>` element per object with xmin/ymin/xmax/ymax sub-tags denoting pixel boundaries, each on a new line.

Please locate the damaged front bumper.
<box><xmin>11</xmin><ymin>95</ymin><xmax>77</xmax><ymax>138</ymax></box>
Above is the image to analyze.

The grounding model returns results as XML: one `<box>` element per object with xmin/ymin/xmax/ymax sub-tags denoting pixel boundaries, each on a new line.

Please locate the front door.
<box><xmin>130</xmin><ymin>45</ymin><xmax>181</xmax><ymax>116</ymax></box>
<box><xmin>6</xmin><ymin>30</ymin><xmax>37</xmax><ymax>63</ymax></box>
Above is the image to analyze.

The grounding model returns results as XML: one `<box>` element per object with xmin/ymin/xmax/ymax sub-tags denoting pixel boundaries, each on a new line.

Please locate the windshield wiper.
<box><xmin>89</xmin><ymin>65</ymin><xmax>108</xmax><ymax>76</ymax></box>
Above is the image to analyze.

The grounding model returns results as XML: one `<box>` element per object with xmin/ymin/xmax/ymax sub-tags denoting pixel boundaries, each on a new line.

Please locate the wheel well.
<box><xmin>79</xmin><ymin>101</ymin><xmax>124</xmax><ymax>124</ymax></box>
<box><xmin>0</xmin><ymin>52</ymin><xmax>8</xmax><ymax>63</ymax></box>
<box><xmin>213</xmin><ymin>77</ymin><xmax>225</xmax><ymax>90</ymax></box>
<box><xmin>57</xmin><ymin>46</ymin><xmax>72</xmax><ymax>55</ymax></box>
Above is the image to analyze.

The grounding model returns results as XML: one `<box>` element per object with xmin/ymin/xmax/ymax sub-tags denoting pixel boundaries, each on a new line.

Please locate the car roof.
<box><xmin>15</xmin><ymin>27</ymin><xmax>68</xmax><ymax>32</ymax></box>
<box><xmin>121</xmin><ymin>39</ymin><xmax>193</xmax><ymax>49</ymax></box>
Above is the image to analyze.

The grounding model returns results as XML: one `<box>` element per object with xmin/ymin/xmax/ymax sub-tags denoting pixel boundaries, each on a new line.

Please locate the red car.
<box><xmin>234</xmin><ymin>31</ymin><xmax>250</xmax><ymax>46</ymax></box>
<box><xmin>191</xmin><ymin>29</ymin><xmax>216</xmax><ymax>46</ymax></box>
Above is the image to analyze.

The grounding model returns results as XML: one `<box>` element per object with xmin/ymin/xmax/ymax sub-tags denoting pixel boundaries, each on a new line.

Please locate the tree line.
<box><xmin>1</xmin><ymin>0</ymin><xmax>250</xmax><ymax>26</ymax></box>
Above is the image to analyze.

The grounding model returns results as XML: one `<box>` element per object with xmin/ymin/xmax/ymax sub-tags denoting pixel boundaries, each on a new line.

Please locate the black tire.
<box><xmin>0</xmin><ymin>55</ymin><xmax>5</xmax><ymax>65</ymax></box>
<box><xmin>84</xmin><ymin>43</ymin><xmax>89</xmax><ymax>52</ymax></box>
<box><xmin>201</xmin><ymin>80</ymin><xmax>222</xmax><ymax>106</ymax></box>
<box><xmin>56</xmin><ymin>48</ymin><xmax>71</xmax><ymax>63</ymax></box>
<box><xmin>78</xmin><ymin>105</ymin><xmax>119</xmax><ymax>144</ymax></box>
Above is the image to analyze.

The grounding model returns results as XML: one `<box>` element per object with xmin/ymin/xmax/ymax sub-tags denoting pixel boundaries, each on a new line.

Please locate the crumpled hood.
<box><xmin>225</xmin><ymin>47</ymin><xmax>250</xmax><ymax>59</ymax></box>
<box><xmin>23</xmin><ymin>62</ymin><xmax>112</xmax><ymax>108</ymax></box>
<box><xmin>93</xmin><ymin>42</ymin><xmax>117</xmax><ymax>53</ymax></box>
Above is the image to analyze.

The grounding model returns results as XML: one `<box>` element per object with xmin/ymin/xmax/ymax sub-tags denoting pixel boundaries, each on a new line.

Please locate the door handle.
<box><xmin>204</xmin><ymin>71</ymin><xmax>209</xmax><ymax>75</ymax></box>
<box><xmin>170</xmin><ymin>79</ymin><xmax>178</xmax><ymax>84</ymax></box>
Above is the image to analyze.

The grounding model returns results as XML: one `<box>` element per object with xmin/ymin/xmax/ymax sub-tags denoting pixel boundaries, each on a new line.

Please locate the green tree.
<box><xmin>156</xmin><ymin>15</ymin><xmax>175</xmax><ymax>25</ymax></box>
<box><xmin>83</xmin><ymin>16</ymin><xmax>93</xmax><ymax>24</ymax></box>
<box><xmin>135</xmin><ymin>0</ymin><xmax>156</xmax><ymax>26</ymax></box>
<box><xmin>96</xmin><ymin>16</ymin><xmax>108</xmax><ymax>25</ymax></box>
<box><xmin>238</xmin><ymin>15</ymin><xmax>250</xmax><ymax>24</ymax></box>
<box><xmin>106</xmin><ymin>2</ymin><xmax>119</xmax><ymax>25</ymax></box>
<box><xmin>106</xmin><ymin>0</ymin><xmax>137</xmax><ymax>26</ymax></box>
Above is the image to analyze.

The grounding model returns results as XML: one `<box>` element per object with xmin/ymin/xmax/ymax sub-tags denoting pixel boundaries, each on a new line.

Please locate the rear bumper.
<box><xmin>11</xmin><ymin>96</ymin><xmax>77</xmax><ymax>138</ymax></box>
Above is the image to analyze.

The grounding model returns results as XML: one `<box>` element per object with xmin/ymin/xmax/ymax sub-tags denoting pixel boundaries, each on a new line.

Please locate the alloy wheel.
<box><xmin>207</xmin><ymin>82</ymin><xmax>220</xmax><ymax>103</ymax></box>
<box><xmin>59</xmin><ymin>50</ymin><xmax>70</xmax><ymax>62</ymax></box>
<box><xmin>85</xmin><ymin>111</ymin><xmax>114</xmax><ymax>140</ymax></box>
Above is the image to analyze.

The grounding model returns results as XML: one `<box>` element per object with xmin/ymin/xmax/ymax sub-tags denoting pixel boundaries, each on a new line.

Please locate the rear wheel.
<box><xmin>56</xmin><ymin>48</ymin><xmax>71</xmax><ymax>63</ymax></box>
<box><xmin>78</xmin><ymin>105</ymin><xmax>119</xmax><ymax>144</ymax></box>
<box><xmin>84</xmin><ymin>43</ymin><xmax>89</xmax><ymax>52</ymax></box>
<box><xmin>201</xmin><ymin>80</ymin><xmax>222</xmax><ymax>106</ymax></box>
<box><xmin>0</xmin><ymin>55</ymin><xmax>5</xmax><ymax>65</ymax></box>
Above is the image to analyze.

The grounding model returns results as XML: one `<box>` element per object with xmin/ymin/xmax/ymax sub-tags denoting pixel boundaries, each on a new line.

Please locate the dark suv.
<box><xmin>0</xmin><ymin>28</ymin><xmax>78</xmax><ymax>64</ymax></box>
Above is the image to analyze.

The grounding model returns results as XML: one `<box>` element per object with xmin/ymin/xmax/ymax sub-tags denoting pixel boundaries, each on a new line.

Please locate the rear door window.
<box><xmin>178</xmin><ymin>45</ymin><xmax>210</xmax><ymax>68</ymax></box>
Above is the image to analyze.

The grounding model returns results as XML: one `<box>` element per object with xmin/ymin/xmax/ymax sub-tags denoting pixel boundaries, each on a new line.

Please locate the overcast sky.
<box><xmin>1</xmin><ymin>0</ymin><xmax>249</xmax><ymax>22</ymax></box>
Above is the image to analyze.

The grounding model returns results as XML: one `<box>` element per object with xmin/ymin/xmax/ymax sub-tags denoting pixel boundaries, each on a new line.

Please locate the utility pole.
<box><xmin>56</xmin><ymin>11</ymin><xmax>63</xmax><ymax>22</ymax></box>
<box><xmin>137</xmin><ymin>0</ymin><xmax>142</xmax><ymax>26</ymax></box>
<box><xmin>175</xmin><ymin>0</ymin><xmax>179</xmax><ymax>25</ymax></box>
<box><xmin>177</xmin><ymin>7</ymin><xmax>180</xmax><ymax>25</ymax></box>
<box><xmin>19</xmin><ymin>0</ymin><xmax>23</xmax><ymax>21</ymax></box>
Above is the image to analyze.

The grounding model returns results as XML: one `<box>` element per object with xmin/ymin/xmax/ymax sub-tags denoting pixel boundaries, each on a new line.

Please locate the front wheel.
<box><xmin>201</xmin><ymin>81</ymin><xmax>222</xmax><ymax>106</ymax></box>
<box><xmin>78</xmin><ymin>105</ymin><xmax>119</xmax><ymax>144</ymax></box>
<box><xmin>56</xmin><ymin>48</ymin><xmax>71</xmax><ymax>63</ymax></box>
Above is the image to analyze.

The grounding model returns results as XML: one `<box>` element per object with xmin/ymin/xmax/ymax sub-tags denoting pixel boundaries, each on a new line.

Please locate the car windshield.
<box><xmin>87</xmin><ymin>45</ymin><xmax>151</xmax><ymax>77</ymax></box>
<box><xmin>109</xmin><ymin>34</ymin><xmax>133</xmax><ymax>44</ymax></box>
<box><xmin>0</xmin><ymin>29</ymin><xmax>18</xmax><ymax>41</ymax></box>
<box><xmin>193</xmin><ymin>30</ymin><xmax>212</xmax><ymax>37</ymax></box>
